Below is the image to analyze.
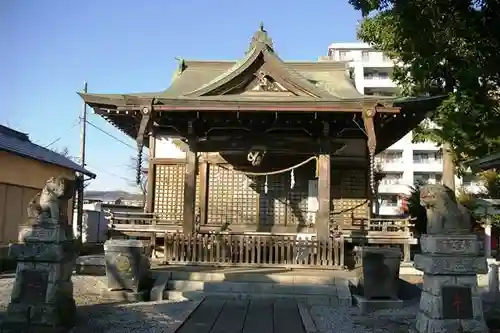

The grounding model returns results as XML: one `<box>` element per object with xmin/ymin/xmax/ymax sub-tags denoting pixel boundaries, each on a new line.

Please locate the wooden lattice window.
<box><xmin>154</xmin><ymin>164</ymin><xmax>185</xmax><ymax>221</ymax></box>
<box><xmin>207</xmin><ymin>164</ymin><xmax>258</xmax><ymax>225</ymax></box>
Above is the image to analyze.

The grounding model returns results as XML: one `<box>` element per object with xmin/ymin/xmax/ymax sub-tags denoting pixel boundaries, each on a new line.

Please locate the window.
<box><xmin>414</xmin><ymin>173</ymin><xmax>442</xmax><ymax>186</ymax></box>
<box><xmin>413</xmin><ymin>152</ymin><xmax>442</xmax><ymax>164</ymax></box>
<box><xmin>380</xmin><ymin>173</ymin><xmax>403</xmax><ymax>185</ymax></box>
<box><xmin>362</xmin><ymin>51</ymin><xmax>370</xmax><ymax>61</ymax></box>
<box><xmin>339</xmin><ymin>51</ymin><xmax>348</xmax><ymax>61</ymax></box>
<box><xmin>382</xmin><ymin>151</ymin><xmax>403</xmax><ymax>163</ymax></box>
<box><xmin>380</xmin><ymin>194</ymin><xmax>399</xmax><ymax>207</ymax></box>
<box><xmin>378</xmin><ymin>71</ymin><xmax>389</xmax><ymax>79</ymax></box>
<box><xmin>328</xmin><ymin>48</ymin><xmax>334</xmax><ymax>57</ymax></box>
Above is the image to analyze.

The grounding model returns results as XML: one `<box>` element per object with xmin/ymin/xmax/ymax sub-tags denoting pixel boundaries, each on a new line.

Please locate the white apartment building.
<box><xmin>322</xmin><ymin>43</ymin><xmax>482</xmax><ymax>216</ymax></box>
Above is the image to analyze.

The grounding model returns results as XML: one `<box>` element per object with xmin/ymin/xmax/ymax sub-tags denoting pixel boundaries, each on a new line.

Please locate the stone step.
<box><xmin>167</xmin><ymin>270</ymin><xmax>342</xmax><ymax>285</ymax></box>
<box><xmin>167</xmin><ymin>279</ymin><xmax>339</xmax><ymax>295</ymax></box>
<box><xmin>163</xmin><ymin>290</ymin><xmax>351</xmax><ymax>306</ymax></box>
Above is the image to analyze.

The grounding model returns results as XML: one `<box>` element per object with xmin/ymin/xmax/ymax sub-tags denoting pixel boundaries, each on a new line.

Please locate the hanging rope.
<box><xmin>369</xmin><ymin>151</ymin><xmax>375</xmax><ymax>193</ymax></box>
<box><xmin>136</xmin><ymin>145</ymin><xmax>143</xmax><ymax>185</ymax></box>
<box><xmin>226</xmin><ymin>156</ymin><xmax>318</xmax><ymax>176</ymax></box>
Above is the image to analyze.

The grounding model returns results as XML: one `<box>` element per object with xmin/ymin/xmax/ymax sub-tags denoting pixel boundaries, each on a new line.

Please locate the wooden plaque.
<box><xmin>20</xmin><ymin>270</ymin><xmax>48</xmax><ymax>304</ymax></box>
<box><xmin>441</xmin><ymin>286</ymin><xmax>473</xmax><ymax>319</ymax></box>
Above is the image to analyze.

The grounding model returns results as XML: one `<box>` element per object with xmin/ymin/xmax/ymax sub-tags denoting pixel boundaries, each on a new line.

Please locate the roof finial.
<box><xmin>248</xmin><ymin>22</ymin><xmax>273</xmax><ymax>52</ymax></box>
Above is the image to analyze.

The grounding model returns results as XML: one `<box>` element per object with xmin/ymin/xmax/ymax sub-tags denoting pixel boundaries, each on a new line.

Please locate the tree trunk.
<box><xmin>442</xmin><ymin>142</ymin><xmax>455</xmax><ymax>191</ymax></box>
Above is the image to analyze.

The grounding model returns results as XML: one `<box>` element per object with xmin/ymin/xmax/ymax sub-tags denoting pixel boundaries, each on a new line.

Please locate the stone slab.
<box><xmin>414</xmin><ymin>254</ymin><xmax>488</xmax><ymax>275</ymax></box>
<box><xmin>352</xmin><ymin>294</ymin><xmax>404</xmax><ymax>314</ymax></box>
<box><xmin>420</xmin><ymin>234</ymin><xmax>481</xmax><ymax>256</ymax></box>
<box><xmin>100</xmin><ymin>289</ymin><xmax>148</xmax><ymax>302</ymax></box>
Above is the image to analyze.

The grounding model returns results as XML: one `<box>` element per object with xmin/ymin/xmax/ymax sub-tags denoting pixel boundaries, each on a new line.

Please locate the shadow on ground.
<box><xmin>70</xmin><ymin>299</ymin><xmax>200</xmax><ymax>333</ymax></box>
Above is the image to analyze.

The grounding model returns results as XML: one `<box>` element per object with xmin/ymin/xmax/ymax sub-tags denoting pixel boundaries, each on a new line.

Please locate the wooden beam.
<box><xmin>195</xmin><ymin>137</ymin><xmax>347</xmax><ymax>154</ymax></box>
<box><xmin>116</xmin><ymin>101</ymin><xmax>401</xmax><ymax>113</ymax></box>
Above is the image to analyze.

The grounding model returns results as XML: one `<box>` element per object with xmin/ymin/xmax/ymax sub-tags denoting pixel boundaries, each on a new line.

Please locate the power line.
<box><xmin>85</xmin><ymin>119</ymin><xmax>137</xmax><ymax>151</ymax></box>
<box><xmin>44</xmin><ymin>119</ymin><xmax>80</xmax><ymax>148</ymax></box>
<box><xmin>85</xmin><ymin>165</ymin><xmax>134</xmax><ymax>183</ymax></box>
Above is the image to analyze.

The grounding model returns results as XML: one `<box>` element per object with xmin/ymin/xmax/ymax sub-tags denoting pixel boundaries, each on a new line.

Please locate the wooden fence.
<box><xmin>162</xmin><ymin>233</ymin><xmax>345</xmax><ymax>269</ymax></box>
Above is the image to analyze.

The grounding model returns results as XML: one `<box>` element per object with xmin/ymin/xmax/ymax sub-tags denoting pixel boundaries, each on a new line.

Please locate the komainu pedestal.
<box><xmin>414</xmin><ymin>184</ymin><xmax>488</xmax><ymax>333</ymax></box>
<box><xmin>1</xmin><ymin>176</ymin><xmax>78</xmax><ymax>333</ymax></box>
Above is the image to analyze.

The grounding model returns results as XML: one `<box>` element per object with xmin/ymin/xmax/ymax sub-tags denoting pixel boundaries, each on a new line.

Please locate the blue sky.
<box><xmin>0</xmin><ymin>0</ymin><xmax>361</xmax><ymax>192</ymax></box>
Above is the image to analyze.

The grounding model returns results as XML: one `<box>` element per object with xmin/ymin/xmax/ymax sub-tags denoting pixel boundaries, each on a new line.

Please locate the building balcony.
<box><xmin>380</xmin><ymin>160</ymin><xmax>405</xmax><ymax>172</ymax></box>
<box><xmin>378</xmin><ymin>183</ymin><xmax>411</xmax><ymax>195</ymax></box>
<box><xmin>412</xmin><ymin>161</ymin><xmax>443</xmax><ymax>173</ymax></box>
<box><xmin>411</xmin><ymin>141</ymin><xmax>441</xmax><ymax>151</ymax></box>
<box><xmin>363</xmin><ymin>78</ymin><xmax>397</xmax><ymax>88</ymax></box>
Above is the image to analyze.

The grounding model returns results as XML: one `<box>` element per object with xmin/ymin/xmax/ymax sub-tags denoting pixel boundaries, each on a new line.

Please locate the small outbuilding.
<box><xmin>0</xmin><ymin>124</ymin><xmax>95</xmax><ymax>251</ymax></box>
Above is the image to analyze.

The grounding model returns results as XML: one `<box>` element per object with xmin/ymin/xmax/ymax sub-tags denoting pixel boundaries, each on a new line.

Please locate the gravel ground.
<box><xmin>309</xmin><ymin>302</ymin><xmax>419</xmax><ymax>333</ymax></box>
<box><xmin>0</xmin><ymin>274</ymin><xmax>200</xmax><ymax>333</ymax></box>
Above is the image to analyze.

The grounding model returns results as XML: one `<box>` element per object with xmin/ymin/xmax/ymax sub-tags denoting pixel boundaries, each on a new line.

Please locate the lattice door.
<box><xmin>207</xmin><ymin>164</ymin><xmax>258</xmax><ymax>225</ymax></box>
<box><xmin>258</xmin><ymin>174</ymin><xmax>288</xmax><ymax>225</ymax></box>
<box><xmin>287</xmin><ymin>180</ymin><xmax>309</xmax><ymax>226</ymax></box>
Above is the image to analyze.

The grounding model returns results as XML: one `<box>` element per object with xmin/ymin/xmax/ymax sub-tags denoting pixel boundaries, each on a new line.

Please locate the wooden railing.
<box><xmin>367</xmin><ymin>218</ymin><xmax>414</xmax><ymax>234</ymax></box>
<box><xmin>105</xmin><ymin>211</ymin><xmax>182</xmax><ymax>235</ymax></box>
<box><xmin>163</xmin><ymin>233</ymin><xmax>345</xmax><ymax>270</ymax></box>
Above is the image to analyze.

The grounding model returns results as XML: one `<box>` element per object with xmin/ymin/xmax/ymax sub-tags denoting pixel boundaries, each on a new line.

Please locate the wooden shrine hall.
<box><xmin>79</xmin><ymin>25</ymin><xmax>443</xmax><ymax>269</ymax></box>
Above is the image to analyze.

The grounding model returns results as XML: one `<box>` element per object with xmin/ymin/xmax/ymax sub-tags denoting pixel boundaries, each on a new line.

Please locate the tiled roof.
<box><xmin>0</xmin><ymin>125</ymin><xmax>96</xmax><ymax>178</ymax></box>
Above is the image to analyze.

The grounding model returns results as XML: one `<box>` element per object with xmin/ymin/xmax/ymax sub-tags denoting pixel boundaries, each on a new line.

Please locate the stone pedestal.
<box><xmin>352</xmin><ymin>246</ymin><xmax>403</xmax><ymax>314</ymax></box>
<box><xmin>1</xmin><ymin>223</ymin><xmax>78</xmax><ymax>333</ymax></box>
<box><xmin>414</xmin><ymin>234</ymin><xmax>488</xmax><ymax>332</ymax></box>
<box><xmin>102</xmin><ymin>239</ymin><xmax>150</xmax><ymax>301</ymax></box>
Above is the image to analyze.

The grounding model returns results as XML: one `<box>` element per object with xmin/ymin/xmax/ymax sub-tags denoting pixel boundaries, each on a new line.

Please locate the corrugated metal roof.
<box><xmin>0</xmin><ymin>125</ymin><xmax>96</xmax><ymax>178</ymax></box>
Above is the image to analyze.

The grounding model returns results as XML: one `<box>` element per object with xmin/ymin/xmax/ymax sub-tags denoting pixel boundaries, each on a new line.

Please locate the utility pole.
<box><xmin>76</xmin><ymin>82</ymin><xmax>88</xmax><ymax>244</ymax></box>
<box><xmin>80</xmin><ymin>81</ymin><xmax>88</xmax><ymax>167</ymax></box>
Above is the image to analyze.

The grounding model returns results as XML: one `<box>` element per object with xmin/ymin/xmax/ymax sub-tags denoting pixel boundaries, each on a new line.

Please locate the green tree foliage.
<box><xmin>405</xmin><ymin>184</ymin><xmax>427</xmax><ymax>235</ymax></box>
<box><xmin>348</xmin><ymin>0</ymin><xmax>500</xmax><ymax>171</ymax></box>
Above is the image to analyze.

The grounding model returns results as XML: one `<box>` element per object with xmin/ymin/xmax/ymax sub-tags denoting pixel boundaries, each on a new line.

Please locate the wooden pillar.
<box><xmin>183</xmin><ymin>149</ymin><xmax>197</xmax><ymax>234</ymax></box>
<box><xmin>198</xmin><ymin>159</ymin><xmax>209</xmax><ymax>225</ymax></box>
<box><xmin>146</xmin><ymin>134</ymin><xmax>156</xmax><ymax>213</ymax></box>
<box><xmin>362</xmin><ymin>107</ymin><xmax>377</xmax><ymax>213</ymax></box>
<box><xmin>183</xmin><ymin>121</ymin><xmax>197</xmax><ymax>235</ymax></box>
<box><xmin>317</xmin><ymin>154</ymin><xmax>331</xmax><ymax>242</ymax></box>
<box><xmin>317</xmin><ymin>121</ymin><xmax>332</xmax><ymax>242</ymax></box>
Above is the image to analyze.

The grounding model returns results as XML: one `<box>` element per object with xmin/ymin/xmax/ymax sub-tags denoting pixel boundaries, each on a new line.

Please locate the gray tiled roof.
<box><xmin>0</xmin><ymin>125</ymin><xmax>96</xmax><ymax>178</ymax></box>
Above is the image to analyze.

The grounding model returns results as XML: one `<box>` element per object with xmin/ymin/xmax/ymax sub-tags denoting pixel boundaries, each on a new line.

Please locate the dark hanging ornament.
<box><xmin>136</xmin><ymin>145</ymin><xmax>143</xmax><ymax>185</ymax></box>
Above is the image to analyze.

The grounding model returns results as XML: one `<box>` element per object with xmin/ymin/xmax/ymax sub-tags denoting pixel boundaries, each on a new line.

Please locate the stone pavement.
<box><xmin>176</xmin><ymin>298</ymin><xmax>305</xmax><ymax>333</ymax></box>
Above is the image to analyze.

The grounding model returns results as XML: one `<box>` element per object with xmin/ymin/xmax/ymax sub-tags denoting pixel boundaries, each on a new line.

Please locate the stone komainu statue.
<box><xmin>419</xmin><ymin>184</ymin><xmax>472</xmax><ymax>234</ymax></box>
<box><xmin>27</xmin><ymin>176</ymin><xmax>75</xmax><ymax>223</ymax></box>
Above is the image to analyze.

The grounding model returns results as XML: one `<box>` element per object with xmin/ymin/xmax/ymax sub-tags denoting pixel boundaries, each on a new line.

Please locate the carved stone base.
<box><xmin>414</xmin><ymin>235</ymin><xmax>488</xmax><ymax>332</ymax></box>
<box><xmin>2</xmin><ymin>224</ymin><xmax>77</xmax><ymax>333</ymax></box>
